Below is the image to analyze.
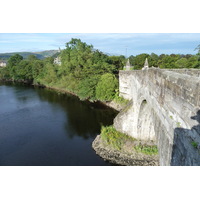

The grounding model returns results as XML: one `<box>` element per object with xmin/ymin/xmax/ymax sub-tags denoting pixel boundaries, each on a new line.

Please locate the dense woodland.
<box><xmin>0</xmin><ymin>39</ymin><xmax>200</xmax><ymax>102</ymax></box>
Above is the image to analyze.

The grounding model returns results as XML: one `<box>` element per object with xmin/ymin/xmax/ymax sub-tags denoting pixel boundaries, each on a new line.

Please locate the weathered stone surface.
<box><xmin>103</xmin><ymin>101</ymin><xmax>126</xmax><ymax>111</ymax></box>
<box><xmin>114</xmin><ymin>68</ymin><xmax>200</xmax><ymax>166</ymax></box>
<box><xmin>92</xmin><ymin>135</ymin><xmax>159</xmax><ymax>166</ymax></box>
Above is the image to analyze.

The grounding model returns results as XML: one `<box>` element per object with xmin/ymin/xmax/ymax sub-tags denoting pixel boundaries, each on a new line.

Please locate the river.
<box><xmin>0</xmin><ymin>82</ymin><xmax>118</xmax><ymax>166</ymax></box>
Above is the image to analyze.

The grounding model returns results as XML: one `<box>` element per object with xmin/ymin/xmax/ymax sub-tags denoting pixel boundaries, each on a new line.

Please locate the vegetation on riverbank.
<box><xmin>0</xmin><ymin>39</ymin><xmax>126</xmax><ymax>103</ymax></box>
<box><xmin>100</xmin><ymin>125</ymin><xmax>158</xmax><ymax>155</ymax></box>
<box><xmin>101</xmin><ymin>126</ymin><xmax>136</xmax><ymax>150</ymax></box>
<box><xmin>133</xmin><ymin>144</ymin><xmax>158</xmax><ymax>155</ymax></box>
<box><xmin>0</xmin><ymin>39</ymin><xmax>200</xmax><ymax>103</ymax></box>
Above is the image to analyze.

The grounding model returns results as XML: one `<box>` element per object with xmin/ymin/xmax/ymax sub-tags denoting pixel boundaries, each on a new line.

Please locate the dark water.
<box><xmin>0</xmin><ymin>82</ymin><xmax>118</xmax><ymax>166</ymax></box>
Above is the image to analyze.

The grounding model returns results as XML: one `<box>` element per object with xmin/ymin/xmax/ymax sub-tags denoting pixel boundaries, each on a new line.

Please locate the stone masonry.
<box><xmin>114</xmin><ymin>68</ymin><xmax>200</xmax><ymax>166</ymax></box>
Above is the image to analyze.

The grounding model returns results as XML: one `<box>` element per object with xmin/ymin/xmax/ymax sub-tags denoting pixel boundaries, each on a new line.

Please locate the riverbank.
<box><xmin>0</xmin><ymin>79</ymin><xmax>125</xmax><ymax>111</ymax></box>
<box><xmin>92</xmin><ymin>135</ymin><xmax>159</xmax><ymax>166</ymax></box>
<box><xmin>40</xmin><ymin>85</ymin><xmax>125</xmax><ymax>111</ymax></box>
<box><xmin>101</xmin><ymin>101</ymin><xmax>125</xmax><ymax>112</ymax></box>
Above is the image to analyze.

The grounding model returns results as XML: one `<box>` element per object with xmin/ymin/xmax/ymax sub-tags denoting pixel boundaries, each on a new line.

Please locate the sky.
<box><xmin>0</xmin><ymin>33</ymin><xmax>200</xmax><ymax>56</ymax></box>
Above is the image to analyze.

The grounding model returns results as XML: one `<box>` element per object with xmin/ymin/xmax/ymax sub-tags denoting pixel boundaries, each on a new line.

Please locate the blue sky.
<box><xmin>0</xmin><ymin>33</ymin><xmax>200</xmax><ymax>56</ymax></box>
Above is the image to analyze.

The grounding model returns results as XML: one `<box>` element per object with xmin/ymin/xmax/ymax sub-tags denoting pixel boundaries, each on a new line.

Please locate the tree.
<box><xmin>175</xmin><ymin>58</ymin><xmax>187</xmax><ymax>68</ymax></box>
<box><xmin>194</xmin><ymin>45</ymin><xmax>200</xmax><ymax>68</ymax></box>
<box><xmin>108</xmin><ymin>55</ymin><xmax>126</xmax><ymax>73</ymax></box>
<box><xmin>130</xmin><ymin>53</ymin><xmax>150</xmax><ymax>69</ymax></box>
<box><xmin>27</xmin><ymin>55</ymin><xmax>38</xmax><ymax>61</ymax></box>
<box><xmin>96</xmin><ymin>73</ymin><xmax>118</xmax><ymax>101</ymax></box>
<box><xmin>150</xmin><ymin>53</ymin><xmax>159</xmax><ymax>67</ymax></box>
<box><xmin>78</xmin><ymin>75</ymin><xmax>100</xmax><ymax>100</ymax></box>
<box><xmin>159</xmin><ymin>54</ymin><xmax>180</xmax><ymax>69</ymax></box>
<box><xmin>7</xmin><ymin>54</ymin><xmax>23</xmax><ymax>68</ymax></box>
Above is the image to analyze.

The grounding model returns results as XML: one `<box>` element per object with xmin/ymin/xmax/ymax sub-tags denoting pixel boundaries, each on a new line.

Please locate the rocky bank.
<box><xmin>92</xmin><ymin>135</ymin><xmax>159</xmax><ymax>166</ymax></box>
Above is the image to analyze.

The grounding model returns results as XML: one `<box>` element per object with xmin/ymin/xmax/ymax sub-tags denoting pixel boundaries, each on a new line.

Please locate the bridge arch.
<box><xmin>115</xmin><ymin>68</ymin><xmax>200</xmax><ymax>165</ymax></box>
<box><xmin>137</xmin><ymin>99</ymin><xmax>156</xmax><ymax>141</ymax></box>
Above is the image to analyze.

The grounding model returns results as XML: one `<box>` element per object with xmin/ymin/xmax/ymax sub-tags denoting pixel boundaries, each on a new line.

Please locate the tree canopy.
<box><xmin>1</xmin><ymin>39</ymin><xmax>200</xmax><ymax>102</ymax></box>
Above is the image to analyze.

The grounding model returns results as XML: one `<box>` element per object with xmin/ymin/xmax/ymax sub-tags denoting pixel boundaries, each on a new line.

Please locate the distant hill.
<box><xmin>34</xmin><ymin>50</ymin><xmax>60</xmax><ymax>58</ymax></box>
<box><xmin>0</xmin><ymin>50</ymin><xmax>59</xmax><ymax>60</ymax></box>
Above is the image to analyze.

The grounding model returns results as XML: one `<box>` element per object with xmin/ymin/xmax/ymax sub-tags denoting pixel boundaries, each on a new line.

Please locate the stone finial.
<box><xmin>126</xmin><ymin>59</ymin><xmax>131</xmax><ymax>67</ymax></box>
<box><xmin>144</xmin><ymin>58</ymin><xmax>149</xmax><ymax>67</ymax></box>
<box><xmin>124</xmin><ymin>59</ymin><xmax>133</xmax><ymax>71</ymax></box>
<box><xmin>142</xmin><ymin>58</ymin><xmax>149</xmax><ymax>70</ymax></box>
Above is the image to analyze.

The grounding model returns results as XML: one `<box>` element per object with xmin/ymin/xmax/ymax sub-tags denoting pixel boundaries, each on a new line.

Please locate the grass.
<box><xmin>100</xmin><ymin>126</ymin><xmax>135</xmax><ymax>150</ymax></box>
<box><xmin>113</xmin><ymin>89</ymin><xmax>129</xmax><ymax>106</ymax></box>
<box><xmin>100</xmin><ymin>126</ymin><xmax>158</xmax><ymax>156</ymax></box>
<box><xmin>133</xmin><ymin>144</ymin><xmax>158</xmax><ymax>155</ymax></box>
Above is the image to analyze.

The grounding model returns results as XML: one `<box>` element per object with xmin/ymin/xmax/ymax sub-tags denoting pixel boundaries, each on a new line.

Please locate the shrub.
<box><xmin>113</xmin><ymin>89</ymin><xmax>129</xmax><ymax>105</ymax></box>
<box><xmin>101</xmin><ymin>126</ymin><xmax>135</xmax><ymax>150</ymax></box>
<box><xmin>78</xmin><ymin>75</ymin><xmax>100</xmax><ymax>100</ymax></box>
<box><xmin>96</xmin><ymin>73</ymin><xmax>118</xmax><ymax>101</ymax></box>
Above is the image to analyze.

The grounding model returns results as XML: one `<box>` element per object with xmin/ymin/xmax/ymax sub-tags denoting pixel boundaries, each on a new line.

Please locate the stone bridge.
<box><xmin>114</xmin><ymin>68</ymin><xmax>200</xmax><ymax>166</ymax></box>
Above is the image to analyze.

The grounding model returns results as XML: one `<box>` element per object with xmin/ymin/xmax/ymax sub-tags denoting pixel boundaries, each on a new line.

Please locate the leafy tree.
<box><xmin>32</xmin><ymin>60</ymin><xmax>44</xmax><ymax>80</ymax></box>
<box><xmin>17</xmin><ymin>60</ymin><xmax>33</xmax><ymax>80</ymax></box>
<box><xmin>175</xmin><ymin>58</ymin><xmax>188</xmax><ymax>68</ymax></box>
<box><xmin>96</xmin><ymin>73</ymin><xmax>118</xmax><ymax>101</ymax></box>
<box><xmin>108</xmin><ymin>55</ymin><xmax>126</xmax><ymax>73</ymax></box>
<box><xmin>60</xmin><ymin>38</ymin><xmax>93</xmax><ymax>74</ymax></box>
<box><xmin>27</xmin><ymin>55</ymin><xmax>38</xmax><ymax>61</ymax></box>
<box><xmin>2</xmin><ymin>38</ymin><xmax>200</xmax><ymax>103</ymax></box>
<box><xmin>78</xmin><ymin>75</ymin><xmax>100</xmax><ymax>100</ymax></box>
<box><xmin>159</xmin><ymin>55</ymin><xmax>180</xmax><ymax>68</ymax></box>
<box><xmin>37</xmin><ymin>63</ymin><xmax>58</xmax><ymax>86</ymax></box>
<box><xmin>7</xmin><ymin>54</ymin><xmax>23</xmax><ymax>68</ymax></box>
<box><xmin>129</xmin><ymin>53</ymin><xmax>150</xmax><ymax>69</ymax></box>
<box><xmin>150</xmin><ymin>53</ymin><xmax>159</xmax><ymax>67</ymax></box>
<box><xmin>0</xmin><ymin>67</ymin><xmax>11</xmax><ymax>79</ymax></box>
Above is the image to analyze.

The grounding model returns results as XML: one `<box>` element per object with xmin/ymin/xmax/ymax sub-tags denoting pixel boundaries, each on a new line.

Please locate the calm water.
<box><xmin>0</xmin><ymin>82</ymin><xmax>118</xmax><ymax>166</ymax></box>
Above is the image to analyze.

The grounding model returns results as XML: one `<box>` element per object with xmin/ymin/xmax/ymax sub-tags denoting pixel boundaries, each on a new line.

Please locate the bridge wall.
<box><xmin>114</xmin><ymin>68</ymin><xmax>200</xmax><ymax>165</ymax></box>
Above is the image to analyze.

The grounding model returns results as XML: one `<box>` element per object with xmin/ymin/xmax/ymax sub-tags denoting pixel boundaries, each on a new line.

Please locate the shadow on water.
<box><xmin>2</xmin><ymin>82</ymin><xmax>118</xmax><ymax>140</ymax></box>
<box><xmin>171</xmin><ymin>110</ymin><xmax>200</xmax><ymax>166</ymax></box>
<box><xmin>0</xmin><ymin>82</ymin><xmax>118</xmax><ymax>166</ymax></box>
<box><xmin>34</xmin><ymin>86</ymin><xmax>118</xmax><ymax>139</ymax></box>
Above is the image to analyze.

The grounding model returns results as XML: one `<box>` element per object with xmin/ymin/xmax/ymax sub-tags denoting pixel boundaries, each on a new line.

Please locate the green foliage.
<box><xmin>191</xmin><ymin>141</ymin><xmax>198</xmax><ymax>149</ymax></box>
<box><xmin>100</xmin><ymin>126</ymin><xmax>158</xmax><ymax>155</ymax></box>
<box><xmin>2</xmin><ymin>40</ymin><xmax>200</xmax><ymax>104</ymax></box>
<box><xmin>36</xmin><ymin>63</ymin><xmax>58</xmax><ymax>86</ymax></box>
<box><xmin>32</xmin><ymin>60</ymin><xmax>44</xmax><ymax>80</ymax></box>
<box><xmin>101</xmin><ymin>126</ymin><xmax>135</xmax><ymax>150</ymax></box>
<box><xmin>7</xmin><ymin>54</ymin><xmax>23</xmax><ymax>68</ymax></box>
<box><xmin>133</xmin><ymin>144</ymin><xmax>158</xmax><ymax>155</ymax></box>
<box><xmin>78</xmin><ymin>75</ymin><xmax>100</xmax><ymax>100</ymax></box>
<box><xmin>96</xmin><ymin>73</ymin><xmax>118</xmax><ymax>101</ymax></box>
<box><xmin>107</xmin><ymin>55</ymin><xmax>126</xmax><ymax>73</ymax></box>
<box><xmin>194</xmin><ymin>45</ymin><xmax>200</xmax><ymax>68</ymax></box>
<box><xmin>129</xmin><ymin>53</ymin><xmax>150</xmax><ymax>69</ymax></box>
<box><xmin>0</xmin><ymin>67</ymin><xmax>11</xmax><ymax>79</ymax></box>
<box><xmin>16</xmin><ymin>60</ymin><xmax>33</xmax><ymax>80</ymax></box>
<box><xmin>27</xmin><ymin>54</ymin><xmax>38</xmax><ymax>61</ymax></box>
<box><xmin>113</xmin><ymin>89</ymin><xmax>129</xmax><ymax>105</ymax></box>
<box><xmin>175</xmin><ymin>58</ymin><xmax>188</xmax><ymax>68</ymax></box>
<box><xmin>128</xmin><ymin>51</ymin><xmax>200</xmax><ymax>69</ymax></box>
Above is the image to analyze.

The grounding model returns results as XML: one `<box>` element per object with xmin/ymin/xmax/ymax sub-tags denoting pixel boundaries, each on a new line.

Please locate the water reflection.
<box><xmin>0</xmin><ymin>82</ymin><xmax>118</xmax><ymax>166</ymax></box>
<box><xmin>34</xmin><ymin>87</ymin><xmax>118</xmax><ymax>139</ymax></box>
